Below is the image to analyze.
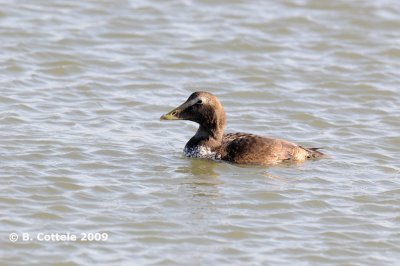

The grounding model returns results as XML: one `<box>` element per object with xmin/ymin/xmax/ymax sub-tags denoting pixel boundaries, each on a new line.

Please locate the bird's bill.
<box><xmin>160</xmin><ymin>104</ymin><xmax>184</xmax><ymax>120</ymax></box>
<box><xmin>160</xmin><ymin>98</ymin><xmax>198</xmax><ymax>121</ymax></box>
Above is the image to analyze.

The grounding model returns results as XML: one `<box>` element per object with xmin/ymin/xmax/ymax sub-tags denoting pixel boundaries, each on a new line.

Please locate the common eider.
<box><xmin>160</xmin><ymin>91</ymin><xmax>325</xmax><ymax>165</ymax></box>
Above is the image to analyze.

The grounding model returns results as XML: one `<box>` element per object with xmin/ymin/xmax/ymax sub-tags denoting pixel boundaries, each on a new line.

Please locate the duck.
<box><xmin>160</xmin><ymin>91</ymin><xmax>325</xmax><ymax>165</ymax></box>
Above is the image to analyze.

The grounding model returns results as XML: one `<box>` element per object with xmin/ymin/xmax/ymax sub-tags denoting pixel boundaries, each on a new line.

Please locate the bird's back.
<box><xmin>220</xmin><ymin>133</ymin><xmax>324</xmax><ymax>165</ymax></box>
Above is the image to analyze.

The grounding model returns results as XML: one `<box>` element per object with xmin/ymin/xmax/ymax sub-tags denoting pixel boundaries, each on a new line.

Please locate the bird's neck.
<box><xmin>187</xmin><ymin>108</ymin><xmax>226</xmax><ymax>150</ymax></box>
<box><xmin>187</xmin><ymin>124</ymin><xmax>224</xmax><ymax>150</ymax></box>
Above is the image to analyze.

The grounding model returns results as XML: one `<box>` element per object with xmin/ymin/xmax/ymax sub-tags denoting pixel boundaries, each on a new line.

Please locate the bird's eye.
<box><xmin>196</xmin><ymin>99</ymin><xmax>203</xmax><ymax>105</ymax></box>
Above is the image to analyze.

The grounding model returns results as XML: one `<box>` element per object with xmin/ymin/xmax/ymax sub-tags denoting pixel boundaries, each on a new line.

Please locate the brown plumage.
<box><xmin>160</xmin><ymin>91</ymin><xmax>325</xmax><ymax>165</ymax></box>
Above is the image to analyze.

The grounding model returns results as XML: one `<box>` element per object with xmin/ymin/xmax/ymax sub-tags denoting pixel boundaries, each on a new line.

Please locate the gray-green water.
<box><xmin>1</xmin><ymin>0</ymin><xmax>400</xmax><ymax>265</ymax></box>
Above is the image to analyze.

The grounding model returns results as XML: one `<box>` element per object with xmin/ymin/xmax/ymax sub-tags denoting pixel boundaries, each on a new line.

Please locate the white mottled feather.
<box><xmin>183</xmin><ymin>145</ymin><xmax>218</xmax><ymax>159</ymax></box>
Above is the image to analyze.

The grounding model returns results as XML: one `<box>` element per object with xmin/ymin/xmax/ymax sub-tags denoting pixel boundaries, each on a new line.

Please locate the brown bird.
<box><xmin>160</xmin><ymin>91</ymin><xmax>325</xmax><ymax>165</ymax></box>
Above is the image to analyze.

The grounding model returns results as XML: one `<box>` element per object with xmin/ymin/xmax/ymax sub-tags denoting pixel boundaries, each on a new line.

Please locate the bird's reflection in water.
<box><xmin>176</xmin><ymin>158</ymin><xmax>222</xmax><ymax>189</ymax></box>
<box><xmin>228</xmin><ymin>161</ymin><xmax>291</xmax><ymax>181</ymax></box>
<box><xmin>176</xmin><ymin>158</ymin><xmax>219</xmax><ymax>178</ymax></box>
<box><xmin>174</xmin><ymin>158</ymin><xmax>299</xmax><ymax>222</ymax></box>
<box><xmin>175</xmin><ymin>159</ymin><xmax>222</xmax><ymax>221</ymax></box>
<box><xmin>176</xmin><ymin>157</ymin><xmax>297</xmax><ymax>184</ymax></box>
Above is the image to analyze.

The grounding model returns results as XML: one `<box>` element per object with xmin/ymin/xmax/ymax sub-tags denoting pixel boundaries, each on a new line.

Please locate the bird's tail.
<box><xmin>301</xmin><ymin>147</ymin><xmax>326</xmax><ymax>159</ymax></box>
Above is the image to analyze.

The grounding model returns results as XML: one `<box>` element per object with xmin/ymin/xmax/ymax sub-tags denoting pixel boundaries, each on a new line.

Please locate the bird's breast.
<box><xmin>183</xmin><ymin>145</ymin><xmax>219</xmax><ymax>159</ymax></box>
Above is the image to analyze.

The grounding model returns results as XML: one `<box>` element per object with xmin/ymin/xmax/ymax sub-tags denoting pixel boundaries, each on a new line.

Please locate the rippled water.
<box><xmin>1</xmin><ymin>0</ymin><xmax>400</xmax><ymax>265</ymax></box>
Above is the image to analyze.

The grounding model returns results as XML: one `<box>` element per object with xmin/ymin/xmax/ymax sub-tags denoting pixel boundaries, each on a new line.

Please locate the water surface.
<box><xmin>1</xmin><ymin>0</ymin><xmax>400</xmax><ymax>265</ymax></box>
